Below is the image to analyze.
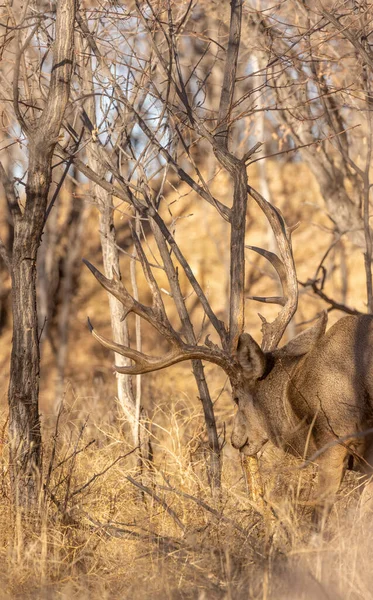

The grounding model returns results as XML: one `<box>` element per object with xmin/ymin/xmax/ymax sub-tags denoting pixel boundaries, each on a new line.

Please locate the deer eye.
<box><xmin>233</xmin><ymin>397</ymin><xmax>239</xmax><ymax>405</ymax></box>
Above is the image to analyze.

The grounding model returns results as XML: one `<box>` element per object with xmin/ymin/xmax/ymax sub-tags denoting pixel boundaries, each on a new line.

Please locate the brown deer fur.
<box><xmin>231</xmin><ymin>312</ymin><xmax>373</xmax><ymax>522</ymax></box>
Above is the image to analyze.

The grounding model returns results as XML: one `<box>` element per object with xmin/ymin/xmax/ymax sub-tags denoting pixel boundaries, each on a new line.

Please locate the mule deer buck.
<box><xmin>232</xmin><ymin>311</ymin><xmax>373</xmax><ymax>525</ymax></box>
<box><xmin>84</xmin><ymin>186</ymin><xmax>372</xmax><ymax>527</ymax></box>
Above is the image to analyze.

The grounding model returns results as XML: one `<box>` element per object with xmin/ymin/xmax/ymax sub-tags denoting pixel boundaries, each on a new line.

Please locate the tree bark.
<box><xmin>9</xmin><ymin>214</ymin><xmax>43</xmax><ymax>506</ymax></box>
<box><xmin>6</xmin><ymin>0</ymin><xmax>76</xmax><ymax>508</ymax></box>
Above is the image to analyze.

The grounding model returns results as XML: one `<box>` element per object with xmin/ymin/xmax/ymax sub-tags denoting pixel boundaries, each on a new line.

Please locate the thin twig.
<box><xmin>71</xmin><ymin>447</ymin><xmax>139</xmax><ymax>498</ymax></box>
<box><xmin>157</xmin><ymin>483</ymin><xmax>247</xmax><ymax>535</ymax></box>
<box><xmin>126</xmin><ymin>475</ymin><xmax>186</xmax><ymax>532</ymax></box>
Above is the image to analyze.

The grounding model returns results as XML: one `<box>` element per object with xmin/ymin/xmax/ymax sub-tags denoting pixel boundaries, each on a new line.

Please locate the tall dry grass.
<box><xmin>0</xmin><ymin>372</ymin><xmax>372</xmax><ymax>600</ymax></box>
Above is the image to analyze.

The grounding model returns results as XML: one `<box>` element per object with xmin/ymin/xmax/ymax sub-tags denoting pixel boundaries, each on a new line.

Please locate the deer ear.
<box><xmin>237</xmin><ymin>333</ymin><xmax>266</xmax><ymax>380</ymax></box>
<box><xmin>282</xmin><ymin>311</ymin><xmax>328</xmax><ymax>357</ymax></box>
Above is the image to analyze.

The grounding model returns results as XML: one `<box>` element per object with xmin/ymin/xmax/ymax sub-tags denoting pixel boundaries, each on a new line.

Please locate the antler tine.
<box><xmin>87</xmin><ymin>318</ymin><xmax>235</xmax><ymax>376</ymax></box>
<box><xmin>246</xmin><ymin>246</ymin><xmax>287</xmax><ymax>306</ymax></box>
<box><xmin>247</xmin><ymin>186</ymin><xmax>298</xmax><ymax>351</ymax></box>
<box><xmin>84</xmin><ymin>259</ymin><xmax>236</xmax><ymax>376</ymax></box>
<box><xmin>83</xmin><ymin>258</ymin><xmax>180</xmax><ymax>345</ymax></box>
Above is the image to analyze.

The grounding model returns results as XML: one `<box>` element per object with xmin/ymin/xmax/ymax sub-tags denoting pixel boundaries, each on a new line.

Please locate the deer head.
<box><xmin>230</xmin><ymin>311</ymin><xmax>328</xmax><ymax>455</ymax></box>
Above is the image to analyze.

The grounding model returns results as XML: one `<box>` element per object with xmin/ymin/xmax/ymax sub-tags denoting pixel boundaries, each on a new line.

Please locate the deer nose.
<box><xmin>231</xmin><ymin>429</ymin><xmax>248</xmax><ymax>451</ymax></box>
<box><xmin>231</xmin><ymin>411</ymin><xmax>248</xmax><ymax>450</ymax></box>
<box><xmin>232</xmin><ymin>439</ymin><xmax>249</xmax><ymax>452</ymax></box>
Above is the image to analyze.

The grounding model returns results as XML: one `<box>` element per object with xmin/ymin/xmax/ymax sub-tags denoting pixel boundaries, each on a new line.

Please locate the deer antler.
<box><xmin>87</xmin><ymin>317</ymin><xmax>233</xmax><ymax>375</ymax></box>
<box><xmin>246</xmin><ymin>246</ymin><xmax>288</xmax><ymax>307</ymax></box>
<box><xmin>84</xmin><ymin>260</ymin><xmax>236</xmax><ymax>378</ymax></box>
<box><xmin>247</xmin><ymin>185</ymin><xmax>298</xmax><ymax>351</ymax></box>
<box><xmin>83</xmin><ymin>258</ymin><xmax>180</xmax><ymax>345</ymax></box>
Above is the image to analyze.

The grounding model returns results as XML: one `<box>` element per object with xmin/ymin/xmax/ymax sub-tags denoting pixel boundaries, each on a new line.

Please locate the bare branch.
<box><xmin>299</xmin><ymin>275</ymin><xmax>364</xmax><ymax>317</ymax></box>
<box><xmin>157</xmin><ymin>481</ymin><xmax>247</xmax><ymax>535</ymax></box>
<box><xmin>56</xmin><ymin>145</ymin><xmax>136</xmax><ymax>208</ymax></box>
<box><xmin>126</xmin><ymin>475</ymin><xmax>185</xmax><ymax>533</ymax></box>
<box><xmin>76</xmin><ymin>10</ymin><xmax>231</xmax><ymax>222</ymax></box>
<box><xmin>131</xmin><ymin>226</ymin><xmax>168</xmax><ymax>323</ymax></box>
<box><xmin>321</xmin><ymin>10</ymin><xmax>373</xmax><ymax>72</ymax></box>
<box><xmin>215</xmin><ymin>0</ymin><xmax>243</xmax><ymax>148</ymax></box>
<box><xmin>149</xmin><ymin>210</ymin><xmax>229</xmax><ymax>347</ymax></box>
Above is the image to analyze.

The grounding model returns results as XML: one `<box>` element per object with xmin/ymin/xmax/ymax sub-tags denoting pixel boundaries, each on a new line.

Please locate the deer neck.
<box><xmin>258</xmin><ymin>353</ymin><xmax>310</xmax><ymax>453</ymax></box>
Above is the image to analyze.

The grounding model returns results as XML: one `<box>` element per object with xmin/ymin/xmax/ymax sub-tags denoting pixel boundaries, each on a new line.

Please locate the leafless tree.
<box><xmin>0</xmin><ymin>0</ymin><xmax>76</xmax><ymax>507</ymax></box>
<box><xmin>243</xmin><ymin>1</ymin><xmax>373</xmax><ymax>310</ymax></box>
<box><xmin>69</xmin><ymin>1</ymin><xmax>373</xmax><ymax>495</ymax></box>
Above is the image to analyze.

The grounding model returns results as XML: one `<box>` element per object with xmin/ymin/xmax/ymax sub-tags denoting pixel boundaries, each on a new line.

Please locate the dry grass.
<box><xmin>0</xmin><ymin>381</ymin><xmax>372</xmax><ymax>600</ymax></box>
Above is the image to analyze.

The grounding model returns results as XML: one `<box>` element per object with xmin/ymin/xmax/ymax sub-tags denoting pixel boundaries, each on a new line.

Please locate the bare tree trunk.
<box><xmin>99</xmin><ymin>195</ymin><xmax>136</xmax><ymax>424</ymax></box>
<box><xmin>150</xmin><ymin>219</ymin><xmax>222</xmax><ymax>491</ymax></box>
<box><xmin>9</xmin><ymin>218</ymin><xmax>43</xmax><ymax>506</ymax></box>
<box><xmin>129</xmin><ymin>215</ymin><xmax>147</xmax><ymax>470</ymax></box>
<box><xmin>2</xmin><ymin>0</ymin><xmax>76</xmax><ymax>508</ymax></box>
<box><xmin>78</xmin><ymin>30</ymin><xmax>152</xmax><ymax>464</ymax></box>
<box><xmin>96</xmin><ymin>188</ymin><xmax>152</xmax><ymax>464</ymax></box>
